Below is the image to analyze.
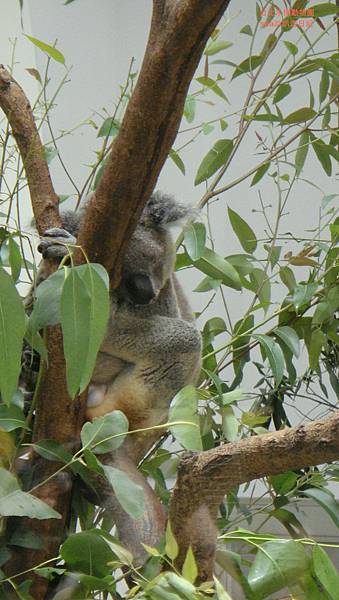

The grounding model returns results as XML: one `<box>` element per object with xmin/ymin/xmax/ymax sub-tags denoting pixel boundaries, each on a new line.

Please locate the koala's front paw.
<box><xmin>38</xmin><ymin>228</ymin><xmax>77</xmax><ymax>259</ymax></box>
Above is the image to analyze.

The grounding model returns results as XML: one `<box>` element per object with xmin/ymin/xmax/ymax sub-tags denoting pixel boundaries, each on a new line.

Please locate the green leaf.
<box><xmin>321</xmin><ymin>194</ymin><xmax>338</xmax><ymax>210</ymax></box>
<box><xmin>303</xmin><ymin>488</ymin><xmax>339</xmax><ymax>527</ymax></box>
<box><xmin>228</xmin><ymin>207</ymin><xmax>257</xmax><ymax>253</ymax></box>
<box><xmin>0</xmin><ymin>268</ymin><xmax>26</xmax><ymax>405</ymax></box>
<box><xmin>232</xmin><ymin>55</ymin><xmax>263</xmax><ymax>79</ymax></box>
<box><xmin>273</xmin><ymin>83</ymin><xmax>292</xmax><ymax>104</ymax></box>
<box><xmin>77</xmin><ymin>264</ymin><xmax>110</xmax><ymax>392</ymax></box>
<box><xmin>194</xmin><ymin>276</ymin><xmax>221</xmax><ymax>292</ymax></box>
<box><xmin>319</xmin><ymin>69</ymin><xmax>330</xmax><ymax>103</ymax></box>
<box><xmin>184</xmin><ymin>223</ymin><xmax>206</xmax><ymax>261</ymax></box>
<box><xmin>248</xmin><ymin>268</ymin><xmax>270</xmax><ymax>312</ymax></box>
<box><xmin>60</xmin><ymin>269</ymin><xmax>91</xmax><ymax>398</ymax></box>
<box><xmin>61</xmin><ymin>531</ymin><xmax>115</xmax><ymax>578</ymax></box>
<box><xmin>248</xmin><ymin>540</ymin><xmax>309</xmax><ymax>597</ymax></box>
<box><xmin>27</xmin><ymin>269</ymin><xmax>65</xmax><ymax>335</ymax></box>
<box><xmin>279</xmin><ymin>266</ymin><xmax>296</xmax><ymax>291</ymax></box>
<box><xmin>222</xmin><ymin>406</ymin><xmax>239</xmax><ymax>441</ymax></box>
<box><xmin>97</xmin><ymin>117</ymin><xmax>120</xmax><ymax>138</ymax></box>
<box><xmin>251</xmin><ymin>162</ymin><xmax>270</xmax><ymax>186</ymax></box>
<box><xmin>309</xmin><ymin>329</ymin><xmax>326</xmax><ymax>372</ymax></box>
<box><xmin>196</xmin><ymin>76</ymin><xmax>228</xmax><ymax>101</ymax></box>
<box><xmin>195</xmin><ymin>139</ymin><xmax>233</xmax><ymax>185</ymax></box>
<box><xmin>292</xmin><ymin>282</ymin><xmax>318</xmax><ymax>311</ymax></box>
<box><xmin>169</xmin><ymin>149</ymin><xmax>185</xmax><ymax>175</ymax></box>
<box><xmin>274</xmin><ymin>326</ymin><xmax>300</xmax><ymax>358</ymax></box>
<box><xmin>81</xmin><ymin>410</ymin><xmax>128</xmax><ymax>454</ymax></box>
<box><xmin>295</xmin><ymin>131</ymin><xmax>310</xmax><ymax>177</ymax></box>
<box><xmin>184</xmin><ymin>95</ymin><xmax>196</xmax><ymax>123</ymax></box>
<box><xmin>312</xmin><ymin>3</ymin><xmax>339</xmax><ymax>17</ymax></box>
<box><xmin>194</xmin><ymin>247</ymin><xmax>241</xmax><ymax>290</ymax></box>
<box><xmin>204</xmin><ymin>40</ymin><xmax>233</xmax><ymax>56</ymax></box>
<box><xmin>165</xmin><ymin>521</ymin><xmax>179</xmax><ymax>561</ymax></box>
<box><xmin>103</xmin><ymin>466</ymin><xmax>145</xmax><ymax>519</ymax></box>
<box><xmin>240</xmin><ymin>25</ymin><xmax>253</xmax><ymax>36</ymax></box>
<box><xmin>270</xmin><ymin>472</ymin><xmax>298</xmax><ymax>495</ymax></box>
<box><xmin>25</xmin><ymin>35</ymin><xmax>65</xmax><ymax>64</ymax></box>
<box><xmin>221</xmin><ymin>389</ymin><xmax>244</xmax><ymax>406</ymax></box>
<box><xmin>32</xmin><ymin>439</ymin><xmax>72</xmax><ymax>464</ymax></box>
<box><xmin>284</xmin><ymin>41</ymin><xmax>298</xmax><ymax>55</ymax></box>
<box><xmin>313</xmin><ymin>545</ymin><xmax>339</xmax><ymax>599</ymax></box>
<box><xmin>254</xmin><ymin>334</ymin><xmax>285</xmax><ymax>386</ymax></box>
<box><xmin>8</xmin><ymin>237</ymin><xmax>22</xmax><ymax>282</ymax></box>
<box><xmin>182</xmin><ymin>546</ymin><xmax>198</xmax><ymax>584</ymax></box>
<box><xmin>169</xmin><ymin>385</ymin><xmax>202</xmax><ymax>451</ymax></box>
<box><xmin>214</xmin><ymin>576</ymin><xmax>233</xmax><ymax>600</ymax></box>
<box><xmin>0</xmin><ymin>405</ymin><xmax>27</xmax><ymax>432</ymax></box>
<box><xmin>312</xmin><ymin>137</ymin><xmax>332</xmax><ymax>176</ymax></box>
<box><xmin>0</xmin><ymin>468</ymin><xmax>61</xmax><ymax>519</ymax></box>
<box><xmin>284</xmin><ymin>107</ymin><xmax>317</xmax><ymax>124</ymax></box>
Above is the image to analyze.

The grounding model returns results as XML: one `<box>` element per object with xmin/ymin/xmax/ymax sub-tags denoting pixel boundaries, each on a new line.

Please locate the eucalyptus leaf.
<box><xmin>274</xmin><ymin>326</ymin><xmax>300</xmax><ymax>358</ymax></box>
<box><xmin>302</xmin><ymin>488</ymin><xmax>339</xmax><ymax>527</ymax></box>
<box><xmin>248</xmin><ymin>540</ymin><xmax>309</xmax><ymax>597</ymax></box>
<box><xmin>184</xmin><ymin>223</ymin><xmax>206</xmax><ymax>261</ymax></box>
<box><xmin>194</xmin><ymin>247</ymin><xmax>241</xmax><ymax>290</ymax></box>
<box><xmin>195</xmin><ymin>139</ymin><xmax>233</xmax><ymax>185</ymax></box>
<box><xmin>0</xmin><ymin>468</ymin><xmax>61</xmax><ymax>519</ymax></box>
<box><xmin>313</xmin><ymin>544</ymin><xmax>339</xmax><ymax>599</ymax></box>
<box><xmin>284</xmin><ymin>107</ymin><xmax>316</xmax><ymax>124</ymax></box>
<box><xmin>80</xmin><ymin>410</ymin><xmax>128</xmax><ymax>454</ymax></box>
<box><xmin>232</xmin><ymin>55</ymin><xmax>263</xmax><ymax>79</ymax></box>
<box><xmin>295</xmin><ymin>131</ymin><xmax>309</xmax><ymax>177</ymax></box>
<box><xmin>0</xmin><ymin>404</ymin><xmax>27</xmax><ymax>432</ymax></box>
<box><xmin>254</xmin><ymin>334</ymin><xmax>285</xmax><ymax>386</ymax></box>
<box><xmin>169</xmin><ymin>385</ymin><xmax>202</xmax><ymax>450</ymax></box>
<box><xmin>61</xmin><ymin>531</ymin><xmax>115</xmax><ymax>578</ymax></box>
<box><xmin>103</xmin><ymin>466</ymin><xmax>145</xmax><ymax>519</ymax></box>
<box><xmin>25</xmin><ymin>35</ymin><xmax>65</xmax><ymax>64</ymax></box>
<box><xmin>228</xmin><ymin>207</ymin><xmax>257</xmax><ymax>253</ymax></box>
<box><xmin>0</xmin><ymin>268</ymin><xmax>26</xmax><ymax>405</ymax></box>
<box><xmin>169</xmin><ymin>149</ymin><xmax>185</xmax><ymax>175</ymax></box>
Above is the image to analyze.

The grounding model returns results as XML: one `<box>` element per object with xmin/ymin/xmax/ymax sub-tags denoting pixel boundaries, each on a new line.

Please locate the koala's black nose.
<box><xmin>124</xmin><ymin>273</ymin><xmax>156</xmax><ymax>305</ymax></box>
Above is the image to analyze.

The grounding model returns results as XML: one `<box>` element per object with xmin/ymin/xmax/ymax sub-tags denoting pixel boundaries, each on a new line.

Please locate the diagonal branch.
<box><xmin>169</xmin><ymin>411</ymin><xmax>339</xmax><ymax>582</ymax></box>
<box><xmin>0</xmin><ymin>65</ymin><xmax>61</xmax><ymax>233</ymax></box>
<box><xmin>76</xmin><ymin>0</ymin><xmax>232</xmax><ymax>284</ymax></box>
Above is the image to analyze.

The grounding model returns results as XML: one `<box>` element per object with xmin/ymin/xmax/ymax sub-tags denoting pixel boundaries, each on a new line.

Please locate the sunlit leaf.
<box><xmin>25</xmin><ymin>35</ymin><xmax>65</xmax><ymax>64</ymax></box>
<box><xmin>182</xmin><ymin>546</ymin><xmax>198</xmax><ymax>584</ymax></box>
<box><xmin>165</xmin><ymin>521</ymin><xmax>179</xmax><ymax>561</ymax></box>
<box><xmin>222</xmin><ymin>406</ymin><xmax>239</xmax><ymax>441</ymax></box>
<box><xmin>196</xmin><ymin>76</ymin><xmax>228</xmax><ymax>101</ymax></box>
<box><xmin>97</xmin><ymin>117</ymin><xmax>120</xmax><ymax>138</ymax></box>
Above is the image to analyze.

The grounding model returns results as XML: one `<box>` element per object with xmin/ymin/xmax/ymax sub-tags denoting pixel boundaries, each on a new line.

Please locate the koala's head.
<box><xmin>118</xmin><ymin>192</ymin><xmax>195</xmax><ymax>306</ymax></box>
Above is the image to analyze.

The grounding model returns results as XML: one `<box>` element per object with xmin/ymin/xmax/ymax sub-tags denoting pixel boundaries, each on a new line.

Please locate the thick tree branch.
<box><xmin>0</xmin><ymin>66</ymin><xmax>61</xmax><ymax>233</ymax></box>
<box><xmin>76</xmin><ymin>0</ymin><xmax>232</xmax><ymax>284</ymax></box>
<box><xmin>169</xmin><ymin>411</ymin><xmax>339</xmax><ymax>582</ymax></box>
<box><xmin>2</xmin><ymin>2</ymin><xmax>232</xmax><ymax>597</ymax></box>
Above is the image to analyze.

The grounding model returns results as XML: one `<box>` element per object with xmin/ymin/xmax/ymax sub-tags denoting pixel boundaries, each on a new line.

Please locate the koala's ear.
<box><xmin>141</xmin><ymin>191</ymin><xmax>197</xmax><ymax>229</ymax></box>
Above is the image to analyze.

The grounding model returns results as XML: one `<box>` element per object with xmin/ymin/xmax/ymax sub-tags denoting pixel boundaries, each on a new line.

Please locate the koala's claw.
<box><xmin>38</xmin><ymin>227</ymin><xmax>77</xmax><ymax>259</ymax></box>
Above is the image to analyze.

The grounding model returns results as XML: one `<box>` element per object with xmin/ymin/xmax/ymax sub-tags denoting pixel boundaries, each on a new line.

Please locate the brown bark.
<box><xmin>0</xmin><ymin>66</ymin><xmax>61</xmax><ymax>233</ymax></box>
<box><xmin>76</xmin><ymin>0</ymin><xmax>232</xmax><ymax>284</ymax></box>
<box><xmin>1</xmin><ymin>2</ymin><xmax>232</xmax><ymax>598</ymax></box>
<box><xmin>169</xmin><ymin>411</ymin><xmax>339</xmax><ymax>582</ymax></box>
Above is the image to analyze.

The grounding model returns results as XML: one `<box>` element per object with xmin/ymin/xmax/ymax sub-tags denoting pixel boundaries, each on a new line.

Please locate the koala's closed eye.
<box><xmin>119</xmin><ymin>273</ymin><xmax>156</xmax><ymax>305</ymax></box>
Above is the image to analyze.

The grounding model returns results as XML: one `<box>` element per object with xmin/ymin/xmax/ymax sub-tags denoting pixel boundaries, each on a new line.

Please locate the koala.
<box><xmin>35</xmin><ymin>192</ymin><xmax>202</xmax><ymax>462</ymax></box>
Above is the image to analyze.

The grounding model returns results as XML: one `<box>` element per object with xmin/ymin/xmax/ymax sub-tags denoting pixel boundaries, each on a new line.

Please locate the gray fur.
<box><xmin>36</xmin><ymin>192</ymin><xmax>201</xmax><ymax>460</ymax></box>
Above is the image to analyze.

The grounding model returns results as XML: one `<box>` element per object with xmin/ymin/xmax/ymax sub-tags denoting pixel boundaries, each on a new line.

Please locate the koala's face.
<box><xmin>118</xmin><ymin>224</ymin><xmax>175</xmax><ymax>306</ymax></box>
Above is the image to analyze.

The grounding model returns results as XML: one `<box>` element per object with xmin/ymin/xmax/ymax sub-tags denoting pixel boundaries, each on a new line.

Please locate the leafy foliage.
<box><xmin>0</xmin><ymin>1</ymin><xmax>338</xmax><ymax>598</ymax></box>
